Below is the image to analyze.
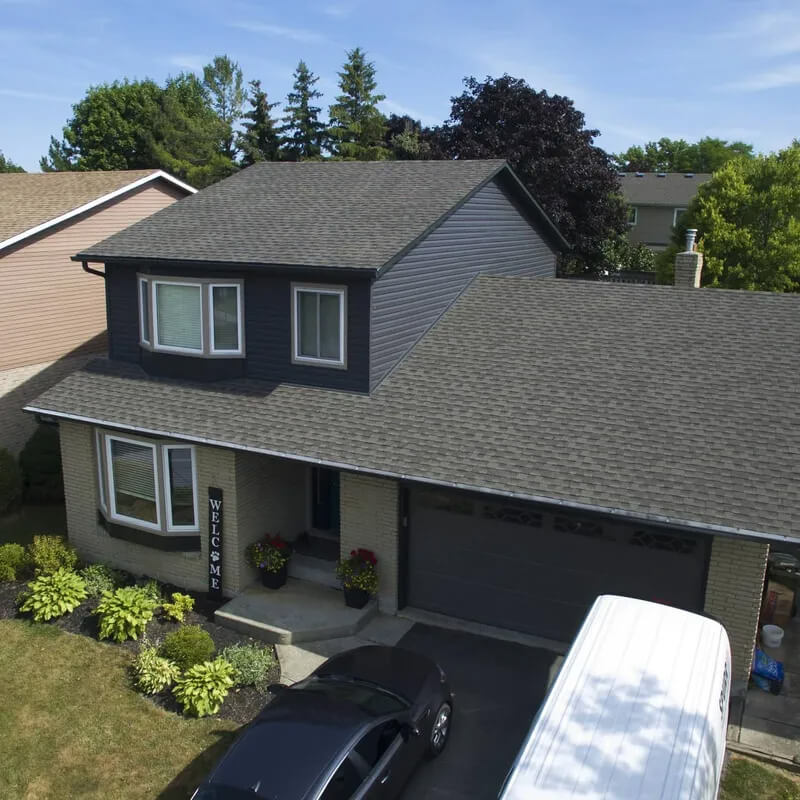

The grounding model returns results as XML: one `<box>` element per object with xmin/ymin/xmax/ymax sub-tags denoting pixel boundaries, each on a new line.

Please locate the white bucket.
<box><xmin>762</xmin><ymin>624</ymin><xmax>784</xmax><ymax>648</ymax></box>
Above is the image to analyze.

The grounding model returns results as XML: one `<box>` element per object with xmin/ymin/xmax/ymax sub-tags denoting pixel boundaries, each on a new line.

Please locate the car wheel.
<box><xmin>427</xmin><ymin>701</ymin><xmax>452</xmax><ymax>758</ymax></box>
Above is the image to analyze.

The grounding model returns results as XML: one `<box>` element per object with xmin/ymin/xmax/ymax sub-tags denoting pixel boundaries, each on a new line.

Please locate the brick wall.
<box><xmin>704</xmin><ymin>536</ymin><xmax>769</xmax><ymax>688</ymax></box>
<box><xmin>59</xmin><ymin>420</ymin><xmax>238</xmax><ymax>595</ymax></box>
<box><xmin>339</xmin><ymin>472</ymin><xmax>399</xmax><ymax>613</ymax></box>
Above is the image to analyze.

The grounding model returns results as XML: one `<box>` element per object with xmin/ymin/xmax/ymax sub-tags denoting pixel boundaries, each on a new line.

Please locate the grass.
<box><xmin>721</xmin><ymin>755</ymin><xmax>800</xmax><ymax>800</ymax></box>
<box><xmin>0</xmin><ymin>619</ymin><xmax>239</xmax><ymax>800</ymax></box>
<box><xmin>0</xmin><ymin>504</ymin><xmax>67</xmax><ymax>546</ymax></box>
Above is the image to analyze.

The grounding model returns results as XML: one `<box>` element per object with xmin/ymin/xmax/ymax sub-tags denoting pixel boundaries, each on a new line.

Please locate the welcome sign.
<box><xmin>208</xmin><ymin>487</ymin><xmax>223</xmax><ymax>598</ymax></box>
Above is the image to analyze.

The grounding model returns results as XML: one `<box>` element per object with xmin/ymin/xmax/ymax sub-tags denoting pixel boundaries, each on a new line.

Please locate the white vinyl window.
<box><xmin>154</xmin><ymin>280</ymin><xmax>203</xmax><ymax>353</ymax></box>
<box><xmin>673</xmin><ymin>207</ymin><xmax>687</xmax><ymax>226</ymax></box>
<box><xmin>292</xmin><ymin>285</ymin><xmax>346</xmax><ymax>367</ymax></box>
<box><xmin>627</xmin><ymin>206</ymin><xmax>638</xmax><ymax>226</ymax></box>
<box><xmin>138</xmin><ymin>278</ymin><xmax>150</xmax><ymax>346</ymax></box>
<box><xmin>209</xmin><ymin>283</ymin><xmax>242</xmax><ymax>353</ymax></box>
<box><xmin>97</xmin><ymin>432</ymin><xmax>198</xmax><ymax>535</ymax></box>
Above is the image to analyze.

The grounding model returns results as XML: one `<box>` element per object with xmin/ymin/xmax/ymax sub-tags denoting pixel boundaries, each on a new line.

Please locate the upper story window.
<box><xmin>673</xmin><ymin>207</ymin><xmax>687</xmax><ymax>227</ymax></box>
<box><xmin>292</xmin><ymin>284</ymin><xmax>347</xmax><ymax>368</ymax></box>
<box><xmin>627</xmin><ymin>206</ymin><xmax>638</xmax><ymax>226</ymax></box>
<box><xmin>138</xmin><ymin>275</ymin><xmax>243</xmax><ymax>357</ymax></box>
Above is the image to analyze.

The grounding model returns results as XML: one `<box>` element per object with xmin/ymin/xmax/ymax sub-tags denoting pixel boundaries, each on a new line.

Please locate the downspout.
<box><xmin>81</xmin><ymin>260</ymin><xmax>106</xmax><ymax>279</ymax></box>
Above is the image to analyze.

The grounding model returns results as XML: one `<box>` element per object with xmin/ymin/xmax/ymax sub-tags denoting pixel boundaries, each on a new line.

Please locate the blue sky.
<box><xmin>2</xmin><ymin>0</ymin><xmax>799</xmax><ymax>171</ymax></box>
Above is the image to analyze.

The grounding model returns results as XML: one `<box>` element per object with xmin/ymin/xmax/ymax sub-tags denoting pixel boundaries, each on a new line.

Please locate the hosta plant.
<box><xmin>18</xmin><ymin>568</ymin><xmax>87</xmax><ymax>622</ymax></box>
<box><xmin>96</xmin><ymin>586</ymin><xmax>158</xmax><ymax>642</ymax></box>
<box><xmin>162</xmin><ymin>592</ymin><xmax>195</xmax><ymax>623</ymax></box>
<box><xmin>173</xmin><ymin>658</ymin><xmax>234</xmax><ymax>717</ymax></box>
<box><xmin>134</xmin><ymin>644</ymin><xmax>181</xmax><ymax>694</ymax></box>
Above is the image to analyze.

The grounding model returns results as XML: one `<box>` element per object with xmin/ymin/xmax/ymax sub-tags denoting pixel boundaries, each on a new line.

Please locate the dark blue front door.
<box><xmin>312</xmin><ymin>468</ymin><xmax>340</xmax><ymax>533</ymax></box>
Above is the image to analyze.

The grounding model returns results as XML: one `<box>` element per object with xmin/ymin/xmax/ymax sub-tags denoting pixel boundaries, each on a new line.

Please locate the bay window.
<box><xmin>292</xmin><ymin>284</ymin><xmax>346</xmax><ymax>367</ymax></box>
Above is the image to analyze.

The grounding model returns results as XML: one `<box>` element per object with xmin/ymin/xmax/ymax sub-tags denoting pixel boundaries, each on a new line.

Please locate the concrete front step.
<box><xmin>288</xmin><ymin>552</ymin><xmax>340</xmax><ymax>589</ymax></box>
<box><xmin>214</xmin><ymin>578</ymin><xmax>376</xmax><ymax>645</ymax></box>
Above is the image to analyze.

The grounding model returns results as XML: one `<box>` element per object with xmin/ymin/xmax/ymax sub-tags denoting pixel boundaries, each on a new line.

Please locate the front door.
<box><xmin>311</xmin><ymin>467</ymin><xmax>340</xmax><ymax>533</ymax></box>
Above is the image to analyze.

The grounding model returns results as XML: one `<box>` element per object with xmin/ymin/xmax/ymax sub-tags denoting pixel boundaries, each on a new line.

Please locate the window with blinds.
<box><xmin>108</xmin><ymin>438</ymin><xmax>159</xmax><ymax>527</ymax></box>
<box><xmin>155</xmin><ymin>282</ymin><xmax>203</xmax><ymax>352</ymax></box>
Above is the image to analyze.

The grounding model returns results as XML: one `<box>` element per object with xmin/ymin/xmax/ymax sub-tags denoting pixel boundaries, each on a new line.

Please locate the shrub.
<box><xmin>336</xmin><ymin>548</ymin><xmax>379</xmax><ymax>595</ymax></box>
<box><xmin>0</xmin><ymin>543</ymin><xmax>29</xmax><ymax>581</ymax></box>
<box><xmin>18</xmin><ymin>425</ymin><xmax>64</xmax><ymax>503</ymax></box>
<box><xmin>80</xmin><ymin>563</ymin><xmax>125</xmax><ymax>598</ymax></box>
<box><xmin>96</xmin><ymin>586</ymin><xmax>158</xmax><ymax>642</ymax></box>
<box><xmin>18</xmin><ymin>568</ymin><xmax>87</xmax><ymax>622</ymax></box>
<box><xmin>221</xmin><ymin>642</ymin><xmax>275</xmax><ymax>690</ymax></box>
<box><xmin>159</xmin><ymin>625</ymin><xmax>215</xmax><ymax>670</ymax></box>
<box><xmin>173</xmin><ymin>658</ymin><xmax>234</xmax><ymax>717</ymax></box>
<box><xmin>139</xmin><ymin>578</ymin><xmax>163</xmax><ymax>606</ymax></box>
<box><xmin>162</xmin><ymin>592</ymin><xmax>195</xmax><ymax>623</ymax></box>
<box><xmin>28</xmin><ymin>535</ymin><xmax>78</xmax><ymax>576</ymax></box>
<box><xmin>133</xmin><ymin>644</ymin><xmax>181</xmax><ymax>694</ymax></box>
<box><xmin>0</xmin><ymin>448</ymin><xmax>22</xmax><ymax>514</ymax></box>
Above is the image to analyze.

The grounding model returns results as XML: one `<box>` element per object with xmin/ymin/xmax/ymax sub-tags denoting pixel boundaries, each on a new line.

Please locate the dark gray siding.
<box><xmin>106</xmin><ymin>263</ymin><xmax>139</xmax><ymax>364</ymax></box>
<box><xmin>370</xmin><ymin>178</ymin><xmax>556</xmax><ymax>389</ymax></box>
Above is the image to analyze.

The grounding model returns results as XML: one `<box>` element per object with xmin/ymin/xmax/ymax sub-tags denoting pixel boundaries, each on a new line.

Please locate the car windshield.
<box><xmin>298</xmin><ymin>676</ymin><xmax>408</xmax><ymax>716</ymax></box>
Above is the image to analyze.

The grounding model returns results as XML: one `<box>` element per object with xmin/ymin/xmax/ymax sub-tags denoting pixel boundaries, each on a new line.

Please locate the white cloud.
<box><xmin>379</xmin><ymin>99</ymin><xmax>439</xmax><ymax>127</ymax></box>
<box><xmin>0</xmin><ymin>87</ymin><xmax>72</xmax><ymax>103</ymax></box>
<box><xmin>722</xmin><ymin>64</ymin><xmax>800</xmax><ymax>91</ymax></box>
<box><xmin>321</xmin><ymin>2</ymin><xmax>354</xmax><ymax>17</ymax></box>
<box><xmin>716</xmin><ymin>6</ymin><xmax>800</xmax><ymax>56</ymax></box>
<box><xmin>229</xmin><ymin>22</ymin><xmax>327</xmax><ymax>44</ymax></box>
<box><xmin>168</xmin><ymin>54</ymin><xmax>204</xmax><ymax>72</ymax></box>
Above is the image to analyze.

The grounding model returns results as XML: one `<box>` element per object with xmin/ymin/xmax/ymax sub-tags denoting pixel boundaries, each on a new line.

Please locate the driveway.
<box><xmin>396</xmin><ymin>624</ymin><xmax>562</xmax><ymax>800</ymax></box>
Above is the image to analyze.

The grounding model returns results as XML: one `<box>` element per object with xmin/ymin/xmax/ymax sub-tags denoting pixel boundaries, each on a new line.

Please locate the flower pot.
<box><xmin>261</xmin><ymin>564</ymin><xmax>287</xmax><ymax>590</ymax></box>
<box><xmin>344</xmin><ymin>586</ymin><xmax>370</xmax><ymax>609</ymax></box>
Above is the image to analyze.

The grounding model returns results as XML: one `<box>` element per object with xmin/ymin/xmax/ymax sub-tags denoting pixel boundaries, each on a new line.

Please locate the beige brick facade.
<box><xmin>339</xmin><ymin>472</ymin><xmax>400</xmax><ymax>613</ymax></box>
<box><xmin>704</xmin><ymin>536</ymin><xmax>769</xmax><ymax>688</ymax></box>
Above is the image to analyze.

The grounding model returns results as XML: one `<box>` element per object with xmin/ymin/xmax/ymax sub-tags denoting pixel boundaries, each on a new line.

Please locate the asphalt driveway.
<box><xmin>396</xmin><ymin>624</ymin><xmax>562</xmax><ymax>800</ymax></box>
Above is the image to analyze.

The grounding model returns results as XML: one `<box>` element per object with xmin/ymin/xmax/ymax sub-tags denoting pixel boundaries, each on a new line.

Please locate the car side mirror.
<box><xmin>400</xmin><ymin>722</ymin><xmax>421</xmax><ymax>741</ymax></box>
<box><xmin>268</xmin><ymin>683</ymin><xmax>289</xmax><ymax>695</ymax></box>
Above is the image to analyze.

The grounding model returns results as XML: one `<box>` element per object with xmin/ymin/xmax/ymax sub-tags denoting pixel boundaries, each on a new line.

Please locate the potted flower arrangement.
<box><xmin>245</xmin><ymin>535</ymin><xmax>291</xmax><ymax>590</ymax></box>
<box><xmin>336</xmin><ymin>548</ymin><xmax>378</xmax><ymax>609</ymax></box>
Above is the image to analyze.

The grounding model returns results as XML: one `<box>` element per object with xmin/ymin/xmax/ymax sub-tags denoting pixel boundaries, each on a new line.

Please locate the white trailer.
<box><xmin>498</xmin><ymin>595</ymin><xmax>731</xmax><ymax>800</ymax></box>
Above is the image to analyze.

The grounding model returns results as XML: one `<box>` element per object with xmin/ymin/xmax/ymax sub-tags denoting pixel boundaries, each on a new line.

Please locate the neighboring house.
<box><xmin>621</xmin><ymin>172</ymin><xmax>711</xmax><ymax>251</ymax></box>
<box><xmin>26</xmin><ymin>160</ymin><xmax>798</xmax><ymax>691</ymax></box>
<box><xmin>0</xmin><ymin>170</ymin><xmax>195</xmax><ymax>453</ymax></box>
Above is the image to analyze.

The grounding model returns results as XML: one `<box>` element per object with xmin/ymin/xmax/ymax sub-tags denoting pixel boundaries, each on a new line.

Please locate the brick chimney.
<box><xmin>674</xmin><ymin>228</ymin><xmax>703</xmax><ymax>288</ymax></box>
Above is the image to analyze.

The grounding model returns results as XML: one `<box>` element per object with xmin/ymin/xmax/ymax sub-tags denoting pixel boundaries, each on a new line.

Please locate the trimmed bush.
<box><xmin>0</xmin><ymin>448</ymin><xmax>22</xmax><ymax>514</ymax></box>
<box><xmin>28</xmin><ymin>535</ymin><xmax>78</xmax><ymax>576</ymax></box>
<box><xmin>0</xmin><ymin>543</ymin><xmax>29</xmax><ymax>581</ymax></box>
<box><xmin>80</xmin><ymin>563</ymin><xmax>125</xmax><ymax>598</ymax></box>
<box><xmin>159</xmin><ymin>625</ymin><xmax>215</xmax><ymax>671</ymax></box>
<box><xmin>133</xmin><ymin>644</ymin><xmax>181</xmax><ymax>694</ymax></box>
<box><xmin>162</xmin><ymin>592</ymin><xmax>195</xmax><ymax>623</ymax></box>
<box><xmin>221</xmin><ymin>642</ymin><xmax>275</xmax><ymax>690</ymax></box>
<box><xmin>18</xmin><ymin>568</ymin><xmax>87</xmax><ymax>622</ymax></box>
<box><xmin>173</xmin><ymin>658</ymin><xmax>234</xmax><ymax>717</ymax></box>
<box><xmin>18</xmin><ymin>425</ymin><xmax>63</xmax><ymax>503</ymax></box>
<box><xmin>96</xmin><ymin>586</ymin><xmax>158</xmax><ymax>642</ymax></box>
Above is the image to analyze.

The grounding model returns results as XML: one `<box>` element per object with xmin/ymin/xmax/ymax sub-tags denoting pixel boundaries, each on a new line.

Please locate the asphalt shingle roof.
<box><xmin>28</xmin><ymin>277</ymin><xmax>800</xmax><ymax>539</ymax></box>
<box><xmin>76</xmin><ymin>160</ymin><xmax>514</xmax><ymax>270</ymax></box>
<box><xmin>0</xmin><ymin>170</ymin><xmax>161</xmax><ymax>245</ymax></box>
<box><xmin>620</xmin><ymin>172</ymin><xmax>711</xmax><ymax>207</ymax></box>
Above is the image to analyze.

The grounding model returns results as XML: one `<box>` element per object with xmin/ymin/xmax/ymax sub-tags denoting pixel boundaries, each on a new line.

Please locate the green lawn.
<box><xmin>0</xmin><ymin>504</ymin><xmax>67</xmax><ymax>546</ymax></box>
<box><xmin>721</xmin><ymin>755</ymin><xmax>800</xmax><ymax>800</ymax></box>
<box><xmin>0</xmin><ymin>619</ymin><xmax>239</xmax><ymax>800</ymax></box>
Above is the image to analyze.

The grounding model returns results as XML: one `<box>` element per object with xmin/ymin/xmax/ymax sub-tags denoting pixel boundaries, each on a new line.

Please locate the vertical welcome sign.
<box><xmin>208</xmin><ymin>488</ymin><xmax>223</xmax><ymax>598</ymax></box>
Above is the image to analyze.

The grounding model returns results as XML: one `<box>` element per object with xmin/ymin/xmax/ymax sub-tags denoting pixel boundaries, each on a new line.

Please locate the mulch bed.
<box><xmin>0</xmin><ymin>576</ymin><xmax>279</xmax><ymax>725</ymax></box>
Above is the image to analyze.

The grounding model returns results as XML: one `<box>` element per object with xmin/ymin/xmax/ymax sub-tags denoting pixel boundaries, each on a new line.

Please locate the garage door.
<box><xmin>407</xmin><ymin>489</ymin><xmax>710</xmax><ymax>642</ymax></box>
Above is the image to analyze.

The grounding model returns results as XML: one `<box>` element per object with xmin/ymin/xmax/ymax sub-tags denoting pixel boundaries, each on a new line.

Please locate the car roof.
<box><xmin>208</xmin><ymin>691</ymin><xmax>371</xmax><ymax>799</ymax></box>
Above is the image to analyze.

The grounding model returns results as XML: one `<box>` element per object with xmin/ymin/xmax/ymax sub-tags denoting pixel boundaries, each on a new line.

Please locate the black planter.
<box><xmin>344</xmin><ymin>586</ymin><xmax>370</xmax><ymax>609</ymax></box>
<box><xmin>261</xmin><ymin>564</ymin><xmax>288</xmax><ymax>590</ymax></box>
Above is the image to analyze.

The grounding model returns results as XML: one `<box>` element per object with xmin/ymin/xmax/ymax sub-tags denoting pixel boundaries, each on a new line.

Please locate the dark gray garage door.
<box><xmin>407</xmin><ymin>489</ymin><xmax>710</xmax><ymax>642</ymax></box>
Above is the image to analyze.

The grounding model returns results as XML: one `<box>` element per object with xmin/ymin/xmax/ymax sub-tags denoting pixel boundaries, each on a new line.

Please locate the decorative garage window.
<box><xmin>95</xmin><ymin>431</ymin><xmax>198</xmax><ymax>534</ymax></box>
<box><xmin>416</xmin><ymin>490</ymin><xmax>474</xmax><ymax>515</ymax></box>
<box><xmin>138</xmin><ymin>275</ymin><xmax>244</xmax><ymax>357</ymax></box>
<box><xmin>481</xmin><ymin>502</ymin><xmax>542</xmax><ymax>528</ymax></box>
<box><xmin>291</xmin><ymin>284</ymin><xmax>347</xmax><ymax>367</ymax></box>
<box><xmin>554</xmin><ymin>515</ymin><xmax>607</xmax><ymax>539</ymax></box>
<box><xmin>629</xmin><ymin>529</ymin><xmax>697</xmax><ymax>554</ymax></box>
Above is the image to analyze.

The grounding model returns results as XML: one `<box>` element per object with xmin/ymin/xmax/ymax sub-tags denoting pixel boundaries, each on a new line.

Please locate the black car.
<box><xmin>192</xmin><ymin>645</ymin><xmax>453</xmax><ymax>800</ymax></box>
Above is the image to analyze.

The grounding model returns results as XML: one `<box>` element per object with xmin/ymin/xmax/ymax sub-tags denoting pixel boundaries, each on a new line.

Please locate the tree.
<box><xmin>0</xmin><ymin>151</ymin><xmax>25</xmax><ymax>172</ymax></box>
<box><xmin>237</xmin><ymin>80</ymin><xmax>281</xmax><ymax>166</ymax></box>
<box><xmin>656</xmin><ymin>142</ymin><xmax>800</xmax><ymax>292</ymax></box>
<box><xmin>328</xmin><ymin>48</ymin><xmax>389</xmax><ymax>160</ymax></box>
<box><xmin>384</xmin><ymin>114</ymin><xmax>432</xmax><ymax>160</ymax></box>
<box><xmin>600</xmin><ymin>235</ymin><xmax>655</xmax><ymax>273</ymax></box>
<box><xmin>202</xmin><ymin>55</ymin><xmax>245</xmax><ymax>161</ymax></box>
<box><xmin>432</xmin><ymin>75</ymin><xmax>626</xmax><ymax>274</ymax></box>
<box><xmin>281</xmin><ymin>61</ymin><xmax>327</xmax><ymax>160</ymax></box>
<box><xmin>613</xmin><ymin>137</ymin><xmax>754</xmax><ymax>173</ymax></box>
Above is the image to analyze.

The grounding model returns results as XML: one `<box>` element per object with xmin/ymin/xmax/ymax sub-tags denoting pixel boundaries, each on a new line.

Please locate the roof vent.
<box><xmin>684</xmin><ymin>172</ymin><xmax>695</xmax><ymax>178</ymax></box>
<box><xmin>656</xmin><ymin>172</ymin><xmax>666</xmax><ymax>177</ymax></box>
<box><xmin>635</xmin><ymin>172</ymin><xmax>644</xmax><ymax>177</ymax></box>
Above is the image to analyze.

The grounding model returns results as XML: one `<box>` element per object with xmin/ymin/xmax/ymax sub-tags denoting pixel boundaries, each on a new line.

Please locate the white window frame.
<box><xmin>162</xmin><ymin>444</ymin><xmax>199</xmax><ymax>532</ymax></box>
<box><xmin>673</xmin><ymin>207</ymin><xmax>687</xmax><ymax>226</ymax></box>
<box><xmin>291</xmin><ymin>284</ymin><xmax>347</xmax><ymax>368</ymax></box>
<box><xmin>138</xmin><ymin>277</ymin><xmax>150</xmax><ymax>346</ymax></box>
<box><xmin>151</xmin><ymin>279</ymin><xmax>205</xmax><ymax>355</ymax></box>
<box><xmin>104</xmin><ymin>434</ymin><xmax>161</xmax><ymax>531</ymax></box>
<box><xmin>627</xmin><ymin>206</ymin><xmax>638</xmax><ymax>226</ymax></box>
<box><xmin>95</xmin><ymin>429</ymin><xmax>107</xmax><ymax>511</ymax></box>
<box><xmin>208</xmin><ymin>283</ymin><xmax>243</xmax><ymax>355</ymax></box>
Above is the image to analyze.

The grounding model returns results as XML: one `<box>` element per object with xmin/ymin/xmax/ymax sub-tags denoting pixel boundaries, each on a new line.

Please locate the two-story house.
<box><xmin>27</xmin><ymin>160</ymin><xmax>799</xmax><ymax>692</ymax></box>
<box><xmin>621</xmin><ymin>171</ymin><xmax>711</xmax><ymax>251</ymax></box>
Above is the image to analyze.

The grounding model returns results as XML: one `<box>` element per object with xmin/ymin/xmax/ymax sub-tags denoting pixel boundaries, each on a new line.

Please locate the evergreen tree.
<box><xmin>203</xmin><ymin>55</ymin><xmax>245</xmax><ymax>160</ymax></box>
<box><xmin>281</xmin><ymin>61</ymin><xmax>327</xmax><ymax>160</ymax></box>
<box><xmin>0</xmin><ymin>151</ymin><xmax>25</xmax><ymax>172</ymax></box>
<box><xmin>328</xmin><ymin>48</ymin><xmax>389</xmax><ymax>160</ymax></box>
<box><xmin>238</xmin><ymin>80</ymin><xmax>281</xmax><ymax>166</ymax></box>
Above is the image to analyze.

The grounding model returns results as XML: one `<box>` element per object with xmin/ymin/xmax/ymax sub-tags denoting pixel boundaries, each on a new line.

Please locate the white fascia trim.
<box><xmin>25</xmin><ymin>404</ymin><xmax>800</xmax><ymax>546</ymax></box>
<box><xmin>0</xmin><ymin>170</ymin><xmax>196</xmax><ymax>254</ymax></box>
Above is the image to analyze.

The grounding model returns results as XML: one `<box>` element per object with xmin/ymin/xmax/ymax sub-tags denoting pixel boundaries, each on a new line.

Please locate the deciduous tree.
<box><xmin>613</xmin><ymin>137</ymin><xmax>754</xmax><ymax>173</ymax></box>
<box><xmin>202</xmin><ymin>55</ymin><xmax>245</xmax><ymax>161</ymax></box>
<box><xmin>238</xmin><ymin>80</ymin><xmax>280</xmax><ymax>166</ymax></box>
<box><xmin>281</xmin><ymin>61</ymin><xmax>327</xmax><ymax>160</ymax></box>
<box><xmin>384</xmin><ymin>114</ymin><xmax>432</xmax><ymax>160</ymax></box>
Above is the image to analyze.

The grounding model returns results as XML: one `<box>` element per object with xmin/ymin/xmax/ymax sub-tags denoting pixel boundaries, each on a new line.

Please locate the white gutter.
<box><xmin>0</xmin><ymin>170</ymin><xmax>196</xmax><ymax>254</ymax></box>
<box><xmin>25</xmin><ymin>404</ymin><xmax>800</xmax><ymax>546</ymax></box>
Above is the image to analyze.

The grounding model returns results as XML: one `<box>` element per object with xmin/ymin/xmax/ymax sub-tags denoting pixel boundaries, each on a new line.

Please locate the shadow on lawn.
<box><xmin>157</xmin><ymin>729</ymin><xmax>238</xmax><ymax>800</ymax></box>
